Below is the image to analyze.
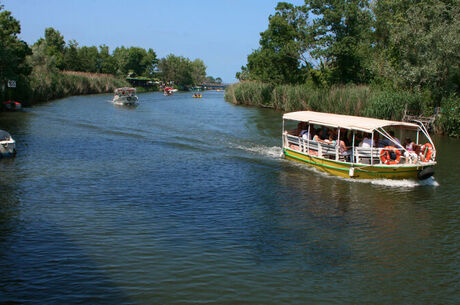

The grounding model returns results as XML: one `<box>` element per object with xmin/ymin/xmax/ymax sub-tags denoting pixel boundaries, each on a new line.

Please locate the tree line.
<box><xmin>1</xmin><ymin>5</ymin><xmax>222</xmax><ymax>104</ymax></box>
<box><xmin>237</xmin><ymin>0</ymin><xmax>460</xmax><ymax>101</ymax></box>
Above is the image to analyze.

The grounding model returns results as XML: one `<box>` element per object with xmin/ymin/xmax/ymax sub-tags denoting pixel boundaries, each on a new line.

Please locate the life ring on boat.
<box><xmin>380</xmin><ymin>146</ymin><xmax>401</xmax><ymax>165</ymax></box>
<box><xmin>420</xmin><ymin>143</ymin><xmax>433</xmax><ymax>162</ymax></box>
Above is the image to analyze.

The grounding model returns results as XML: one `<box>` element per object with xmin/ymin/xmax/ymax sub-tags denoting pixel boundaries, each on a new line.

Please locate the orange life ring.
<box><xmin>380</xmin><ymin>146</ymin><xmax>401</xmax><ymax>165</ymax></box>
<box><xmin>420</xmin><ymin>143</ymin><xmax>433</xmax><ymax>162</ymax></box>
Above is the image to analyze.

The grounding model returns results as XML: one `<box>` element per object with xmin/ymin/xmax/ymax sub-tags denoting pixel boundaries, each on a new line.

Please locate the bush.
<box><xmin>439</xmin><ymin>96</ymin><xmax>460</xmax><ymax>137</ymax></box>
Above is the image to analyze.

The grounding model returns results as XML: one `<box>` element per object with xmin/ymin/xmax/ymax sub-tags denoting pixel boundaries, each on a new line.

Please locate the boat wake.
<box><xmin>235</xmin><ymin>144</ymin><xmax>283</xmax><ymax>159</ymax></box>
<box><xmin>354</xmin><ymin>177</ymin><xmax>439</xmax><ymax>188</ymax></box>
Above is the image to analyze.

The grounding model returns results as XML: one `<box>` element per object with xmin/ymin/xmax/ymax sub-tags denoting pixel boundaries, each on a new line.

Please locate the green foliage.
<box><xmin>374</xmin><ymin>0</ymin><xmax>460</xmax><ymax>100</ymax></box>
<box><xmin>0</xmin><ymin>7</ymin><xmax>32</xmax><ymax>101</ymax></box>
<box><xmin>240</xmin><ymin>2</ymin><xmax>310</xmax><ymax>84</ymax></box>
<box><xmin>362</xmin><ymin>89</ymin><xmax>424</xmax><ymax>121</ymax></box>
<box><xmin>158</xmin><ymin>54</ymin><xmax>207</xmax><ymax>87</ymax></box>
<box><xmin>226</xmin><ymin>81</ymin><xmax>371</xmax><ymax>115</ymax></box>
<box><xmin>43</xmin><ymin>27</ymin><xmax>65</xmax><ymax>69</ymax></box>
<box><xmin>307</xmin><ymin>0</ymin><xmax>374</xmax><ymax>84</ymax></box>
<box><xmin>439</xmin><ymin>96</ymin><xmax>460</xmax><ymax>137</ymax></box>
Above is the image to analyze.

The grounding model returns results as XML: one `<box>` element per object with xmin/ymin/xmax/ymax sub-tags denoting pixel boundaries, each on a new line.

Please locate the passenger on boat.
<box><xmin>296</xmin><ymin>122</ymin><xmax>307</xmax><ymax>136</ymax></box>
<box><xmin>300</xmin><ymin>127</ymin><xmax>311</xmax><ymax>140</ymax></box>
<box><xmin>312</xmin><ymin>129</ymin><xmax>324</xmax><ymax>142</ymax></box>
<box><xmin>359</xmin><ymin>134</ymin><xmax>373</xmax><ymax>148</ymax></box>
<box><xmin>324</xmin><ymin>131</ymin><xmax>335</xmax><ymax>144</ymax></box>
<box><xmin>404</xmin><ymin>137</ymin><xmax>418</xmax><ymax>163</ymax></box>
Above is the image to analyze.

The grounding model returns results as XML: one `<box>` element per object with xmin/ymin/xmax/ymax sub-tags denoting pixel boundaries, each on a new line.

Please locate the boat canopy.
<box><xmin>0</xmin><ymin>130</ymin><xmax>11</xmax><ymax>141</ymax></box>
<box><xmin>114</xmin><ymin>87</ymin><xmax>136</xmax><ymax>93</ymax></box>
<box><xmin>283</xmin><ymin>111</ymin><xmax>420</xmax><ymax>133</ymax></box>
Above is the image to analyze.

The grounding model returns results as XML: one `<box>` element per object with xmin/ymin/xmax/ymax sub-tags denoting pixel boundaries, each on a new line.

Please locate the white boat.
<box><xmin>0</xmin><ymin>130</ymin><xmax>16</xmax><ymax>158</ymax></box>
<box><xmin>112</xmin><ymin>88</ymin><xmax>138</xmax><ymax>105</ymax></box>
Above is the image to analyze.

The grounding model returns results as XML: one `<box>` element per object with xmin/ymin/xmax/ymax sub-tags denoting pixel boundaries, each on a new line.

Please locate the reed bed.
<box><xmin>227</xmin><ymin>81</ymin><xmax>421</xmax><ymax>118</ymax></box>
<box><xmin>225</xmin><ymin>81</ymin><xmax>460</xmax><ymax>136</ymax></box>
<box><xmin>27</xmin><ymin>71</ymin><xmax>129</xmax><ymax>104</ymax></box>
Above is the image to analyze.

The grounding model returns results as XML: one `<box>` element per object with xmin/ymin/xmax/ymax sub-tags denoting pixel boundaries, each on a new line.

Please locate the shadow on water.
<box><xmin>0</xmin><ymin>112</ymin><xmax>131</xmax><ymax>304</ymax></box>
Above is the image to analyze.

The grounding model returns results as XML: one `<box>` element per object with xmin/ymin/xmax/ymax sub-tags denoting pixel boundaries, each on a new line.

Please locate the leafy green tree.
<box><xmin>306</xmin><ymin>0</ymin><xmax>374</xmax><ymax>84</ymax></box>
<box><xmin>158</xmin><ymin>54</ymin><xmax>207</xmax><ymax>87</ymax></box>
<box><xmin>98</xmin><ymin>45</ymin><xmax>117</xmax><ymax>74</ymax></box>
<box><xmin>141</xmin><ymin>48</ymin><xmax>158</xmax><ymax>77</ymax></box>
<box><xmin>374</xmin><ymin>0</ymin><xmax>460</xmax><ymax>99</ymax></box>
<box><xmin>190</xmin><ymin>59</ymin><xmax>206</xmax><ymax>86</ymax></box>
<box><xmin>43</xmin><ymin>27</ymin><xmax>65</xmax><ymax>69</ymax></box>
<box><xmin>241</xmin><ymin>2</ymin><xmax>311</xmax><ymax>84</ymax></box>
<box><xmin>26</xmin><ymin>41</ymin><xmax>58</xmax><ymax>101</ymax></box>
<box><xmin>0</xmin><ymin>6</ymin><xmax>31</xmax><ymax>101</ymax></box>
<box><xmin>77</xmin><ymin>46</ymin><xmax>99</xmax><ymax>72</ymax></box>
<box><xmin>62</xmin><ymin>40</ymin><xmax>81</xmax><ymax>71</ymax></box>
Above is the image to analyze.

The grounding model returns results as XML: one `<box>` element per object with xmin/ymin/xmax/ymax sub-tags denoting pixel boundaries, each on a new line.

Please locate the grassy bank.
<box><xmin>22</xmin><ymin>71</ymin><xmax>130</xmax><ymax>106</ymax></box>
<box><xmin>225</xmin><ymin>81</ymin><xmax>460</xmax><ymax>137</ymax></box>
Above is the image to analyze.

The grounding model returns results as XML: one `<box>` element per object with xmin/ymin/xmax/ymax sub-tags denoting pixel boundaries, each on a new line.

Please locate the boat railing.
<box><xmin>285</xmin><ymin>134</ymin><xmax>429</xmax><ymax>165</ymax></box>
<box><xmin>285</xmin><ymin>134</ymin><xmax>340</xmax><ymax>160</ymax></box>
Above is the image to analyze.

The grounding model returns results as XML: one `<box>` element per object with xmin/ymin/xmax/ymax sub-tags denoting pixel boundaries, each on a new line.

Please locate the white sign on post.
<box><xmin>7</xmin><ymin>80</ymin><xmax>16</xmax><ymax>88</ymax></box>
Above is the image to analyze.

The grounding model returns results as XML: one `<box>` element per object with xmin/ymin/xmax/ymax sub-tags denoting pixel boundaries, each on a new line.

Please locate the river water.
<box><xmin>0</xmin><ymin>91</ymin><xmax>459</xmax><ymax>304</ymax></box>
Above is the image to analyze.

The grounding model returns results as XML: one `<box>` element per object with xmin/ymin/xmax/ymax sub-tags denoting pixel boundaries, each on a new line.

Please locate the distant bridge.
<box><xmin>198</xmin><ymin>82</ymin><xmax>226</xmax><ymax>90</ymax></box>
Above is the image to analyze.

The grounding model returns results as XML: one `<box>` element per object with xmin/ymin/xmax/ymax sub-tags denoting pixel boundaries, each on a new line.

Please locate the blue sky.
<box><xmin>3</xmin><ymin>0</ymin><xmax>305</xmax><ymax>83</ymax></box>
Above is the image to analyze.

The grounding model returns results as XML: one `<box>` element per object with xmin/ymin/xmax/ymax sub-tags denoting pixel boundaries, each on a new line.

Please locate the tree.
<box><xmin>306</xmin><ymin>0</ymin><xmax>374</xmax><ymax>84</ymax></box>
<box><xmin>190</xmin><ymin>59</ymin><xmax>206</xmax><ymax>86</ymax></box>
<box><xmin>158</xmin><ymin>54</ymin><xmax>207</xmax><ymax>87</ymax></box>
<box><xmin>98</xmin><ymin>44</ymin><xmax>117</xmax><ymax>74</ymax></box>
<box><xmin>62</xmin><ymin>40</ymin><xmax>81</xmax><ymax>71</ymax></box>
<box><xmin>78</xmin><ymin>46</ymin><xmax>99</xmax><ymax>72</ymax></box>
<box><xmin>43</xmin><ymin>27</ymin><xmax>65</xmax><ymax>69</ymax></box>
<box><xmin>141</xmin><ymin>48</ymin><xmax>158</xmax><ymax>77</ymax></box>
<box><xmin>241</xmin><ymin>2</ymin><xmax>311</xmax><ymax>84</ymax></box>
<box><xmin>0</xmin><ymin>6</ymin><xmax>31</xmax><ymax>101</ymax></box>
<box><xmin>373</xmin><ymin>0</ymin><xmax>460</xmax><ymax>99</ymax></box>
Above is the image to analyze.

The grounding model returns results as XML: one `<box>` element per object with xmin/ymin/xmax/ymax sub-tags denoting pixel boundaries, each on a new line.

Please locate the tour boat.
<box><xmin>0</xmin><ymin>130</ymin><xmax>16</xmax><ymax>158</ymax></box>
<box><xmin>112</xmin><ymin>88</ymin><xmax>138</xmax><ymax>105</ymax></box>
<box><xmin>163</xmin><ymin>87</ymin><xmax>177</xmax><ymax>96</ymax></box>
<box><xmin>282</xmin><ymin>111</ymin><xmax>436</xmax><ymax>180</ymax></box>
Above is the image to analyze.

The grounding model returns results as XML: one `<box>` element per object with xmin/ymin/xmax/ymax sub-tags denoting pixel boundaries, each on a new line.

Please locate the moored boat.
<box><xmin>282</xmin><ymin>111</ymin><xmax>436</xmax><ymax>180</ymax></box>
<box><xmin>112</xmin><ymin>88</ymin><xmax>138</xmax><ymax>105</ymax></box>
<box><xmin>2</xmin><ymin>100</ymin><xmax>22</xmax><ymax>111</ymax></box>
<box><xmin>0</xmin><ymin>130</ymin><xmax>16</xmax><ymax>158</ymax></box>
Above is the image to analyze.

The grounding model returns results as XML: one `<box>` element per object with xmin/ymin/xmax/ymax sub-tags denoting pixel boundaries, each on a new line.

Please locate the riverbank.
<box><xmin>224</xmin><ymin>81</ymin><xmax>460</xmax><ymax>137</ymax></box>
<box><xmin>13</xmin><ymin>71</ymin><xmax>130</xmax><ymax>107</ymax></box>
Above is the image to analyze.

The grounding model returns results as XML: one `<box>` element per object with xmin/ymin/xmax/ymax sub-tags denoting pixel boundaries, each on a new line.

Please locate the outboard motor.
<box><xmin>417</xmin><ymin>167</ymin><xmax>435</xmax><ymax>180</ymax></box>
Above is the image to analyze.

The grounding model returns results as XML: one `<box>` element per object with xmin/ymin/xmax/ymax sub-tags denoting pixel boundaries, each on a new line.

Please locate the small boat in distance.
<box><xmin>282</xmin><ymin>111</ymin><xmax>436</xmax><ymax>180</ymax></box>
<box><xmin>192</xmin><ymin>93</ymin><xmax>202</xmax><ymax>98</ymax></box>
<box><xmin>2</xmin><ymin>100</ymin><xmax>22</xmax><ymax>111</ymax></box>
<box><xmin>112</xmin><ymin>88</ymin><xmax>138</xmax><ymax>106</ymax></box>
<box><xmin>0</xmin><ymin>130</ymin><xmax>16</xmax><ymax>158</ymax></box>
<box><xmin>163</xmin><ymin>87</ymin><xmax>178</xmax><ymax>96</ymax></box>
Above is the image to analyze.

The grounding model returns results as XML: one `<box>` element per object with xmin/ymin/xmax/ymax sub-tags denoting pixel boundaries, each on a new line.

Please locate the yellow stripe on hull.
<box><xmin>284</xmin><ymin>148</ymin><xmax>430</xmax><ymax>180</ymax></box>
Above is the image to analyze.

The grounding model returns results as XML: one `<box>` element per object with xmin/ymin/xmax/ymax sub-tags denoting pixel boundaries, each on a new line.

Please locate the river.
<box><xmin>0</xmin><ymin>91</ymin><xmax>459</xmax><ymax>304</ymax></box>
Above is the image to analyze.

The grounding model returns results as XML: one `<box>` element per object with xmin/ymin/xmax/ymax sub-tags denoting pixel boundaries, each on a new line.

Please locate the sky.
<box><xmin>3</xmin><ymin>0</ymin><xmax>306</xmax><ymax>83</ymax></box>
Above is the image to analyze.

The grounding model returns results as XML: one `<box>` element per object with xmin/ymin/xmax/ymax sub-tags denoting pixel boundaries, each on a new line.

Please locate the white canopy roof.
<box><xmin>283</xmin><ymin>111</ymin><xmax>420</xmax><ymax>133</ymax></box>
